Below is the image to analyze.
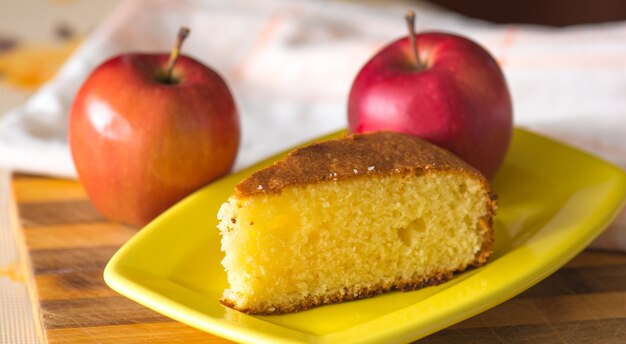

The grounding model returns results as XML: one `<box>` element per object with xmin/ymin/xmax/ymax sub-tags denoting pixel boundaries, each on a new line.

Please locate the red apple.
<box><xmin>69</xmin><ymin>28</ymin><xmax>240</xmax><ymax>226</ymax></box>
<box><xmin>348</xmin><ymin>12</ymin><xmax>512</xmax><ymax>179</ymax></box>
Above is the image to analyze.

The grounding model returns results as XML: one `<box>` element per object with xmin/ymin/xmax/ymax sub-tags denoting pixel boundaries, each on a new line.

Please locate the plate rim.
<box><xmin>104</xmin><ymin>127</ymin><xmax>626</xmax><ymax>344</ymax></box>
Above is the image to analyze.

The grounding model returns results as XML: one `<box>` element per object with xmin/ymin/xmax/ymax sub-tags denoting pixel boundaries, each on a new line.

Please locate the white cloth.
<box><xmin>1</xmin><ymin>0</ymin><xmax>625</xmax><ymax>249</ymax></box>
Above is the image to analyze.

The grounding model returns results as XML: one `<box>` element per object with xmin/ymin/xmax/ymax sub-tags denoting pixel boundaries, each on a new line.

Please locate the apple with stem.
<box><xmin>348</xmin><ymin>11</ymin><xmax>513</xmax><ymax>179</ymax></box>
<box><xmin>69</xmin><ymin>27</ymin><xmax>240</xmax><ymax>227</ymax></box>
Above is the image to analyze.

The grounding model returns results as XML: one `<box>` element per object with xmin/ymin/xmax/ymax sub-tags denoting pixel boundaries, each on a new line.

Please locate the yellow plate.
<box><xmin>104</xmin><ymin>128</ymin><xmax>626</xmax><ymax>343</ymax></box>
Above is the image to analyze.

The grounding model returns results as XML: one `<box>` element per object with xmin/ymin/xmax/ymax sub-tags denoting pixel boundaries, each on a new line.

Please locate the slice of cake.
<box><xmin>218</xmin><ymin>131</ymin><xmax>496</xmax><ymax>314</ymax></box>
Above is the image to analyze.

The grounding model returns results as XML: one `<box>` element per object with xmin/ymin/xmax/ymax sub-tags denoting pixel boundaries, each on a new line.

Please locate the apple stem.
<box><xmin>405</xmin><ymin>10</ymin><xmax>424</xmax><ymax>70</ymax></box>
<box><xmin>164</xmin><ymin>27</ymin><xmax>190</xmax><ymax>83</ymax></box>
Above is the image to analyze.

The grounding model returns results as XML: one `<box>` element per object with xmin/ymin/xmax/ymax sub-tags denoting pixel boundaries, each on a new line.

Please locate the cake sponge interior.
<box><xmin>218</xmin><ymin>171</ymin><xmax>492</xmax><ymax>314</ymax></box>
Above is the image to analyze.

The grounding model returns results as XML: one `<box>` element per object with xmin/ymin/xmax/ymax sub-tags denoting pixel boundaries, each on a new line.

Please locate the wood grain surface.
<box><xmin>13</xmin><ymin>174</ymin><xmax>626</xmax><ymax>343</ymax></box>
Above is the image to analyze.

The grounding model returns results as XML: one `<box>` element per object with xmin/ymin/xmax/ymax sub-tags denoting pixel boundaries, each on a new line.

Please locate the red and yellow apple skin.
<box><xmin>69</xmin><ymin>54</ymin><xmax>240</xmax><ymax>227</ymax></box>
<box><xmin>348</xmin><ymin>32</ymin><xmax>513</xmax><ymax>180</ymax></box>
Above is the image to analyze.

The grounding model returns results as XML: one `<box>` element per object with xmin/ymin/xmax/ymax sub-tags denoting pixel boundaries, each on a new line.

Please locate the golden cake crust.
<box><xmin>236</xmin><ymin>131</ymin><xmax>490</xmax><ymax>198</ymax></box>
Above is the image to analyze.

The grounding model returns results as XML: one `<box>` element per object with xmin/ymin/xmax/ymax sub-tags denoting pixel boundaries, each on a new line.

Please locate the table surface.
<box><xmin>12</xmin><ymin>174</ymin><xmax>626</xmax><ymax>343</ymax></box>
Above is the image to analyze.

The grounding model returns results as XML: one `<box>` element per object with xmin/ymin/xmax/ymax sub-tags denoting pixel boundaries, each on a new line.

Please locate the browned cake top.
<box><xmin>235</xmin><ymin>131</ymin><xmax>488</xmax><ymax>198</ymax></box>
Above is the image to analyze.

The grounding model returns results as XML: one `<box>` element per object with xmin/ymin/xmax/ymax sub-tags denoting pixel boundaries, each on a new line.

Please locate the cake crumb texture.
<box><xmin>218</xmin><ymin>132</ymin><xmax>495</xmax><ymax>314</ymax></box>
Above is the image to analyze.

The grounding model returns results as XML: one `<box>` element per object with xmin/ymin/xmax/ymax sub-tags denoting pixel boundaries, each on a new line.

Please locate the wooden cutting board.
<box><xmin>13</xmin><ymin>174</ymin><xmax>626</xmax><ymax>343</ymax></box>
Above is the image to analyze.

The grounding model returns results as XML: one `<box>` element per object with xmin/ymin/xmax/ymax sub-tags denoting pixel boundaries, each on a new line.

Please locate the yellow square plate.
<box><xmin>104</xmin><ymin>128</ymin><xmax>626</xmax><ymax>343</ymax></box>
